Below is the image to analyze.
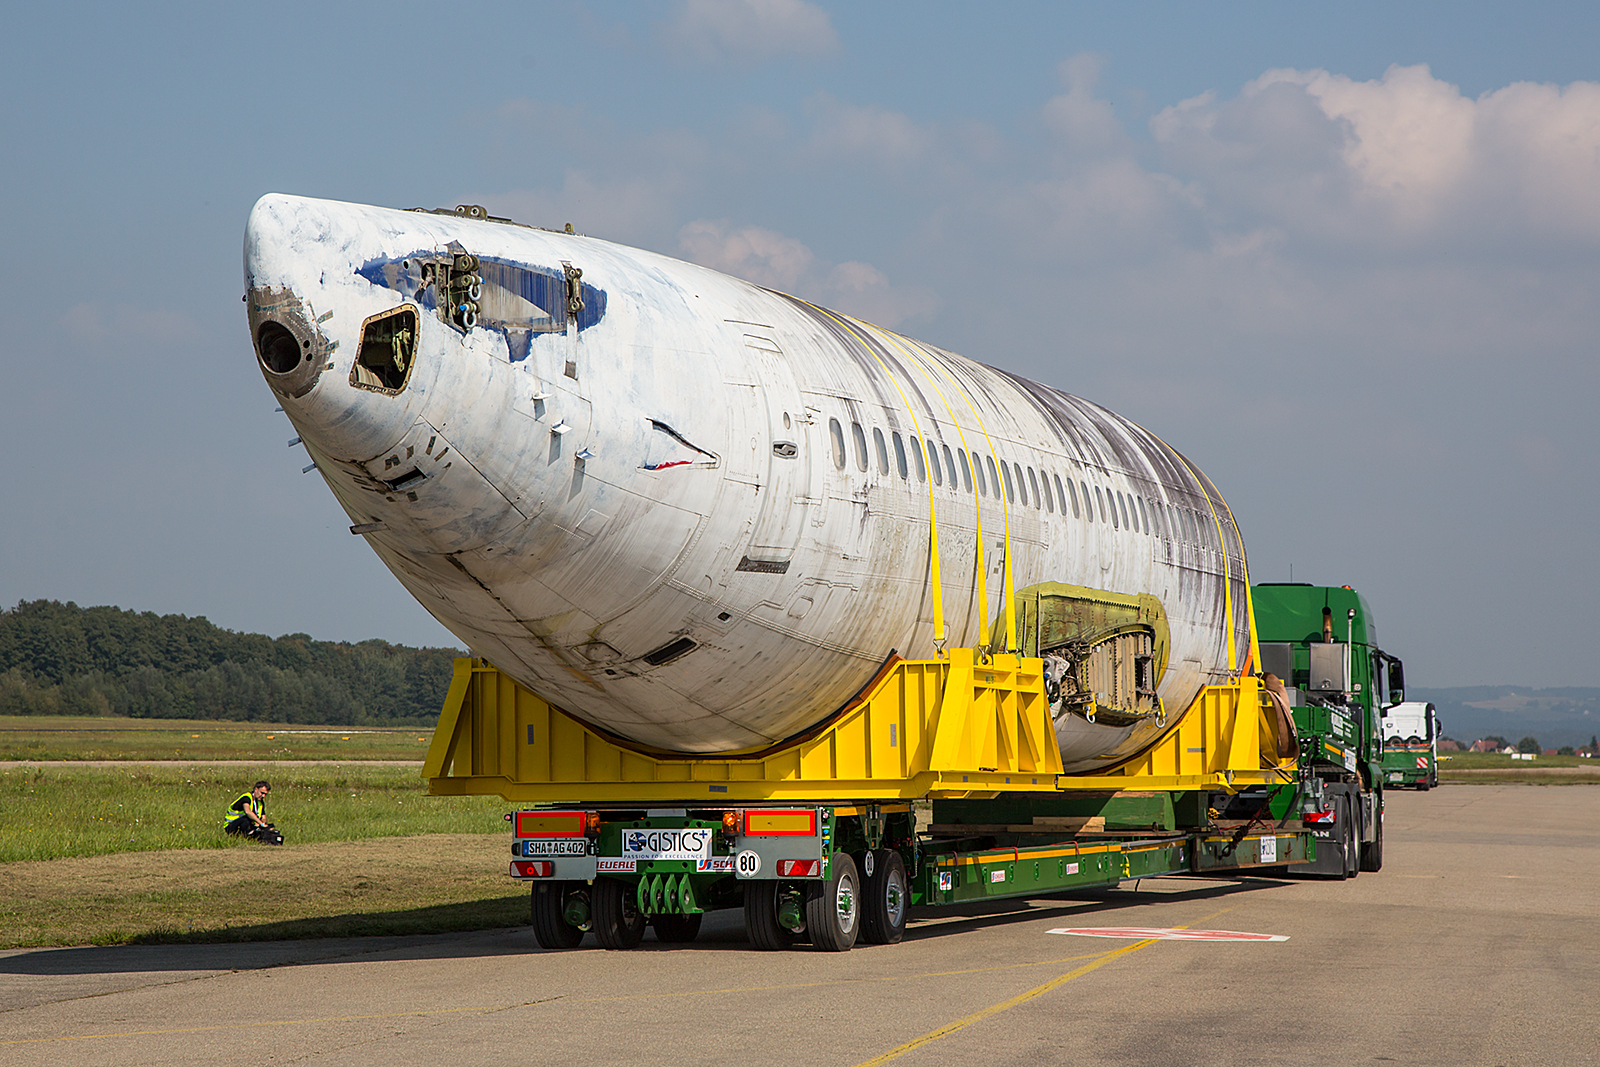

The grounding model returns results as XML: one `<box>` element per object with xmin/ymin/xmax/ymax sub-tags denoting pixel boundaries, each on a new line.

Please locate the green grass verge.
<box><xmin>0</xmin><ymin>834</ymin><xmax>527</xmax><ymax>948</ymax></box>
<box><xmin>0</xmin><ymin>764</ymin><xmax>510</xmax><ymax>862</ymax></box>
<box><xmin>0</xmin><ymin>714</ymin><xmax>435</xmax><ymax>761</ymax></box>
<box><xmin>1439</xmin><ymin>752</ymin><xmax>1595</xmax><ymax>769</ymax></box>
<box><xmin>1436</xmin><ymin>751</ymin><xmax>1600</xmax><ymax>784</ymax></box>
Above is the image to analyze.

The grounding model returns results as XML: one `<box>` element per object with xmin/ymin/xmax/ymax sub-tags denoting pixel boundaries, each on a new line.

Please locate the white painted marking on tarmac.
<box><xmin>1047</xmin><ymin>927</ymin><xmax>1289</xmax><ymax>942</ymax></box>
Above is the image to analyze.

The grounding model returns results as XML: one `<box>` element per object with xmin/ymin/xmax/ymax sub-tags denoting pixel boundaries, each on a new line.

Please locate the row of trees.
<box><xmin>1467</xmin><ymin>734</ymin><xmax>1596</xmax><ymax>756</ymax></box>
<box><xmin>0</xmin><ymin>600</ymin><xmax>462</xmax><ymax>725</ymax></box>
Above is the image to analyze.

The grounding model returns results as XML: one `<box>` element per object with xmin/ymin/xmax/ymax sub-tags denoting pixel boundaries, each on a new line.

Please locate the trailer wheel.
<box><xmin>592</xmin><ymin>878</ymin><xmax>645</xmax><ymax>950</ymax></box>
<box><xmin>1359</xmin><ymin>803</ymin><xmax>1384</xmax><ymax>872</ymax></box>
<box><xmin>805</xmin><ymin>852</ymin><xmax>860</xmax><ymax>952</ymax></box>
<box><xmin>651</xmin><ymin>912</ymin><xmax>703</xmax><ymax>943</ymax></box>
<box><xmin>859</xmin><ymin>849</ymin><xmax>907</xmax><ymax>945</ymax></box>
<box><xmin>744</xmin><ymin>881</ymin><xmax>801</xmax><ymax>951</ymax></box>
<box><xmin>531</xmin><ymin>882</ymin><xmax>584</xmax><ymax>950</ymax></box>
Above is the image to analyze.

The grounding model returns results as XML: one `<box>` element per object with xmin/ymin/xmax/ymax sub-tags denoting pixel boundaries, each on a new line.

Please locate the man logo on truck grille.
<box><xmin>621</xmin><ymin>828</ymin><xmax>713</xmax><ymax>860</ymax></box>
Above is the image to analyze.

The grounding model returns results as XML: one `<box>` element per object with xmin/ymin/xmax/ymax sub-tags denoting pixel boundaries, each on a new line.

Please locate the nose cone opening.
<box><xmin>257</xmin><ymin>320</ymin><xmax>306</xmax><ymax>374</ymax></box>
<box><xmin>249</xmin><ymin>286</ymin><xmax>328</xmax><ymax>398</ymax></box>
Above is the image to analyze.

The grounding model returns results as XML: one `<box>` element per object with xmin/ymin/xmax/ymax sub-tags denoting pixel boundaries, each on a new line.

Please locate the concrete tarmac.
<box><xmin>3</xmin><ymin>784</ymin><xmax>1596</xmax><ymax>1066</ymax></box>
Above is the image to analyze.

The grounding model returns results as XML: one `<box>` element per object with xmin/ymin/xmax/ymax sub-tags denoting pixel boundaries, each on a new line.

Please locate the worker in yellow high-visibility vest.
<box><xmin>224</xmin><ymin>780</ymin><xmax>283</xmax><ymax>845</ymax></box>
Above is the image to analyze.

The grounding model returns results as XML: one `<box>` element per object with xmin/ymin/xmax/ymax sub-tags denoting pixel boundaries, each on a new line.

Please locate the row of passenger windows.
<box><xmin>826</xmin><ymin>416</ymin><xmax>1221</xmax><ymax>546</ymax></box>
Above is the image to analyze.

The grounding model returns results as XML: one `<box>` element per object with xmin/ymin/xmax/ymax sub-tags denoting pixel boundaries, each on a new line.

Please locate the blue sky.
<box><xmin>3</xmin><ymin>2</ymin><xmax>1598</xmax><ymax>687</ymax></box>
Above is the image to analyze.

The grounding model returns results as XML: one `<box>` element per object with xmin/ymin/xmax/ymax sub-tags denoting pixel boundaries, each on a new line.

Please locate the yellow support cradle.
<box><xmin>423</xmin><ymin>650</ymin><xmax>1295</xmax><ymax>803</ymax></box>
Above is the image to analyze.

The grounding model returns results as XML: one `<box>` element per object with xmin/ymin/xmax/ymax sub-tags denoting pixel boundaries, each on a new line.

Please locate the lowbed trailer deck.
<box><xmin>424</xmin><ymin>650</ymin><xmax>1313</xmax><ymax>950</ymax></box>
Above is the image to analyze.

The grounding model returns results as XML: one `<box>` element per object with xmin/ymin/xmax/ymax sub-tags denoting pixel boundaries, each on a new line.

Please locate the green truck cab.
<box><xmin>1380</xmin><ymin>701</ymin><xmax>1439</xmax><ymax>790</ymax></box>
<box><xmin>1253</xmin><ymin>583</ymin><xmax>1405</xmax><ymax>878</ymax></box>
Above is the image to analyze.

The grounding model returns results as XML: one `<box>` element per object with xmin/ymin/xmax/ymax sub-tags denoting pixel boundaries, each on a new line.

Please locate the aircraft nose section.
<box><xmin>245</xmin><ymin>195</ymin><xmax>334</xmax><ymax>400</ymax></box>
<box><xmin>243</xmin><ymin>194</ymin><xmax>417</xmax><ymax>463</ymax></box>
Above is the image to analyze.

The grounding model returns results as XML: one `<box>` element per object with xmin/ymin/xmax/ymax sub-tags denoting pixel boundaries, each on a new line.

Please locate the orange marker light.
<box><xmin>721</xmin><ymin>811</ymin><xmax>739</xmax><ymax>832</ymax></box>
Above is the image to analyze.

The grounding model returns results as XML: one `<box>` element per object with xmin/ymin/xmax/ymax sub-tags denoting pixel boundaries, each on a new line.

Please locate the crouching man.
<box><xmin>224</xmin><ymin>780</ymin><xmax>284</xmax><ymax>845</ymax></box>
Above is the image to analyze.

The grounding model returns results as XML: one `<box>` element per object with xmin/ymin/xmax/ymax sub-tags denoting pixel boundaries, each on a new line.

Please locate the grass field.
<box><xmin>0</xmin><ymin>764</ymin><xmax>511</xmax><ymax>862</ymax></box>
<box><xmin>1436</xmin><ymin>751</ymin><xmax>1600</xmax><ymax>784</ymax></box>
<box><xmin>0</xmin><ymin>715</ymin><xmax>435</xmax><ymax>761</ymax></box>
<box><xmin>0</xmin><ymin>714</ymin><xmax>529</xmax><ymax>948</ymax></box>
<box><xmin>0</xmin><ymin>834</ymin><xmax>527</xmax><ymax>948</ymax></box>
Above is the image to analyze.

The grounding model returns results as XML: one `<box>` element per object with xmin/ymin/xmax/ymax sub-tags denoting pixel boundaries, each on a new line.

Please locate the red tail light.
<box><xmin>776</xmin><ymin>859</ymin><xmax>821</xmax><ymax>877</ymax></box>
<box><xmin>1303</xmin><ymin>809</ymin><xmax>1336</xmax><ymax>825</ymax></box>
<box><xmin>511</xmin><ymin>860</ymin><xmax>556</xmax><ymax>877</ymax></box>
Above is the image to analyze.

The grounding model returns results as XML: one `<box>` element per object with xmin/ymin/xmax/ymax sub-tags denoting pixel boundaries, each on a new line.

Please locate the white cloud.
<box><xmin>802</xmin><ymin>92</ymin><xmax>933</xmax><ymax>168</ymax></box>
<box><xmin>678</xmin><ymin>219</ymin><xmax>815</xmax><ymax>290</ymax></box>
<box><xmin>1152</xmin><ymin>64</ymin><xmax>1600</xmax><ymax>244</ymax></box>
<box><xmin>1040</xmin><ymin>53</ymin><xmax>1126</xmax><ymax>153</ymax></box>
<box><xmin>677</xmin><ymin>219</ymin><xmax>935</xmax><ymax>327</ymax></box>
<box><xmin>662</xmin><ymin>0</ymin><xmax>838</xmax><ymax>66</ymax></box>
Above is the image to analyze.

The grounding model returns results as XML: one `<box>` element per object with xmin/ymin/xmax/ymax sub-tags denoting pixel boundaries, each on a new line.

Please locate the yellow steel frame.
<box><xmin>424</xmin><ymin>651</ymin><xmax>1295</xmax><ymax>803</ymax></box>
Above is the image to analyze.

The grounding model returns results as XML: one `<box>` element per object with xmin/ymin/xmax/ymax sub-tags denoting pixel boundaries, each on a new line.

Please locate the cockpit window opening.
<box><xmin>1027</xmin><ymin>468</ymin><xmax>1041</xmax><ymax>510</ymax></box>
<box><xmin>829</xmin><ymin>418</ymin><xmax>846</xmax><ymax>470</ymax></box>
<box><xmin>1000</xmin><ymin>459</ymin><xmax>1014</xmax><ymax>503</ymax></box>
<box><xmin>1041</xmin><ymin>471</ymin><xmax>1054</xmax><ymax>513</ymax></box>
<box><xmin>351</xmin><ymin>305</ymin><xmax>419</xmax><ymax>394</ymax></box>
<box><xmin>973</xmin><ymin>452</ymin><xmax>987</xmax><ymax>496</ymax></box>
<box><xmin>1137</xmin><ymin>496</ymin><xmax>1149</xmax><ymax>534</ymax></box>
<box><xmin>910</xmin><ymin>436</ymin><xmax>926</xmax><ymax>482</ymax></box>
<box><xmin>1119</xmin><ymin>492</ymin><xmax>1133</xmax><ymax>530</ymax></box>
<box><xmin>1094</xmin><ymin>485</ymin><xmax>1106</xmax><ymax>523</ymax></box>
<box><xmin>941</xmin><ymin>444</ymin><xmax>958</xmax><ymax>489</ymax></box>
<box><xmin>927</xmin><ymin>441</ymin><xmax>942</xmax><ymax>486</ymax></box>
<box><xmin>957</xmin><ymin>449</ymin><xmax>972</xmax><ymax>493</ymax></box>
<box><xmin>851</xmin><ymin>421</ymin><xmax>868</xmax><ymax>472</ymax></box>
<box><xmin>873</xmin><ymin>427</ymin><xmax>889</xmax><ymax>475</ymax></box>
<box><xmin>1011</xmin><ymin>463</ymin><xmax>1026</xmax><ymax>506</ymax></box>
<box><xmin>893</xmin><ymin>432</ymin><xmax>908</xmax><ymax>479</ymax></box>
<box><xmin>1061</xmin><ymin>476</ymin><xmax>1077</xmax><ymax>518</ymax></box>
<box><xmin>987</xmin><ymin>455</ymin><xmax>1002</xmax><ymax>500</ymax></box>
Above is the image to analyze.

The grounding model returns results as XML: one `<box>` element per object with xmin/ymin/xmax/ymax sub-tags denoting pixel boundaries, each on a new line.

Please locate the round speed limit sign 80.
<box><xmin>735</xmin><ymin>850</ymin><xmax>761</xmax><ymax>876</ymax></box>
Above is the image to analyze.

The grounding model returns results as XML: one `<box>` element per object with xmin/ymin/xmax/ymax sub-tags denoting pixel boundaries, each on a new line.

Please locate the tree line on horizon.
<box><xmin>0</xmin><ymin>600</ymin><xmax>464</xmax><ymax>725</ymax></box>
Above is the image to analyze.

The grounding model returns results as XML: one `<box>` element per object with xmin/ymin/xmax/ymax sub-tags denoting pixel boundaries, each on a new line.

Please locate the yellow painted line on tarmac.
<box><xmin>0</xmin><ymin>951</ymin><xmax>1110</xmax><ymax>1046</ymax></box>
<box><xmin>850</xmin><ymin>902</ymin><xmax>1246</xmax><ymax>1067</ymax></box>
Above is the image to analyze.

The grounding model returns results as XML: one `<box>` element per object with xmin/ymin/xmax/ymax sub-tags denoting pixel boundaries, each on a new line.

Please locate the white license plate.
<box><xmin>521</xmin><ymin>839</ymin><xmax>587</xmax><ymax>857</ymax></box>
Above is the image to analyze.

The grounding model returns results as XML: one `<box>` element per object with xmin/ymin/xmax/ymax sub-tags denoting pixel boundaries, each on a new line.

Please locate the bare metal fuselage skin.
<box><xmin>245</xmin><ymin>195</ymin><xmax>1249</xmax><ymax>770</ymax></box>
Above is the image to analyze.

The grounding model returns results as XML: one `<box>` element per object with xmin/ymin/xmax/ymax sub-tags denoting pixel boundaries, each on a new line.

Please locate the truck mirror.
<box><xmin>1387</xmin><ymin>660</ymin><xmax>1405</xmax><ymax>706</ymax></box>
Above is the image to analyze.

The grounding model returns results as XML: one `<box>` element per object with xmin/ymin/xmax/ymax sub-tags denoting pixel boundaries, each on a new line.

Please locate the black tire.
<box><xmin>805</xmin><ymin>852</ymin><xmax>861</xmax><ymax>952</ymax></box>
<box><xmin>592</xmin><ymin>878</ymin><xmax>645</xmax><ymax>950</ymax></box>
<box><xmin>531</xmin><ymin>882</ymin><xmax>584</xmax><ymax>950</ymax></box>
<box><xmin>859</xmin><ymin>849</ymin><xmax>908</xmax><ymax>945</ymax></box>
<box><xmin>651</xmin><ymin>912</ymin><xmax>703</xmax><ymax>943</ymax></box>
<box><xmin>1360</xmin><ymin>801</ymin><xmax>1384</xmax><ymax>872</ymax></box>
<box><xmin>744</xmin><ymin>880</ymin><xmax>801</xmax><ymax>951</ymax></box>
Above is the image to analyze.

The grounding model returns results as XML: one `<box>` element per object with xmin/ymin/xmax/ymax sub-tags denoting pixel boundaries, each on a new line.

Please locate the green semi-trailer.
<box><xmin>1252</xmin><ymin>583</ymin><xmax>1406</xmax><ymax>878</ymax></box>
